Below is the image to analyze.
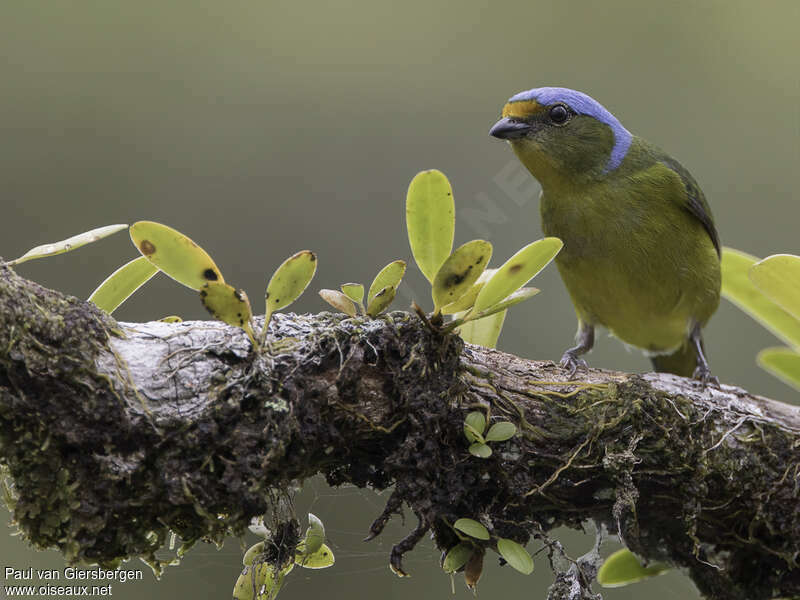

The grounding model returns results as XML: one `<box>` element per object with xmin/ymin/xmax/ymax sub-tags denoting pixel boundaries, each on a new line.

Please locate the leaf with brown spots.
<box><xmin>441</xmin><ymin>268</ymin><xmax>496</xmax><ymax>315</ymax></box>
<box><xmin>471</xmin><ymin>237</ymin><xmax>561</xmax><ymax>316</ymax></box>
<box><xmin>368</xmin><ymin>260</ymin><xmax>406</xmax><ymax>304</ymax></box>
<box><xmin>295</xmin><ymin>542</ymin><xmax>335</xmax><ymax>569</ymax></box>
<box><xmin>265</xmin><ymin>250</ymin><xmax>317</xmax><ymax>323</ymax></box>
<box><xmin>366</xmin><ymin>284</ymin><xmax>396</xmax><ymax>317</ymax></box>
<box><xmin>200</xmin><ymin>281</ymin><xmax>256</xmax><ymax>347</ymax></box>
<box><xmin>431</xmin><ymin>240</ymin><xmax>492</xmax><ymax>312</ymax></box>
<box><xmin>129</xmin><ymin>221</ymin><xmax>224</xmax><ymax>291</ymax></box>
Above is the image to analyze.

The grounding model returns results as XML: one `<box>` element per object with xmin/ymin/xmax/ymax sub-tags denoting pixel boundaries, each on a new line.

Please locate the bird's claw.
<box><xmin>559</xmin><ymin>351</ymin><xmax>588</xmax><ymax>379</ymax></box>
<box><xmin>693</xmin><ymin>365</ymin><xmax>720</xmax><ymax>389</ymax></box>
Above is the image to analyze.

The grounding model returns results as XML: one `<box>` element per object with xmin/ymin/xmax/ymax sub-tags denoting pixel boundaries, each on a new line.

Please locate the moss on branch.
<box><xmin>1</xmin><ymin>264</ymin><xmax>798</xmax><ymax>599</ymax></box>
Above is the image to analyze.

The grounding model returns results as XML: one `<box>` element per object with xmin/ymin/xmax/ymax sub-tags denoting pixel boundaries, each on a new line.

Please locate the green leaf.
<box><xmin>464</xmin><ymin>287</ymin><xmax>540</xmax><ymax>323</ymax></box>
<box><xmin>441</xmin><ymin>269</ymin><xmax>495</xmax><ymax>315</ymax></box>
<box><xmin>472</xmin><ymin>238</ymin><xmax>562</xmax><ymax>316</ymax></box>
<box><xmin>200</xmin><ymin>282</ymin><xmax>257</xmax><ymax>346</ymax></box>
<box><xmin>432</xmin><ymin>240</ymin><xmax>492</xmax><ymax>312</ymax></box>
<box><xmin>441</xmin><ymin>282</ymin><xmax>485</xmax><ymax>315</ymax></box>
<box><xmin>265</xmin><ymin>250</ymin><xmax>317</xmax><ymax>319</ymax></box>
<box><xmin>757</xmin><ymin>347</ymin><xmax>800</xmax><ymax>391</ymax></box>
<box><xmin>464</xmin><ymin>411</ymin><xmax>486</xmax><ymax>441</ymax></box>
<box><xmin>129</xmin><ymin>221</ymin><xmax>224</xmax><ymax>290</ymax></box>
<box><xmin>497</xmin><ymin>538</ymin><xmax>534</xmax><ymax>575</ymax></box>
<box><xmin>297</xmin><ymin>513</ymin><xmax>325</xmax><ymax>557</ymax></box>
<box><xmin>442</xmin><ymin>543</ymin><xmax>473</xmax><ymax>573</ymax></box>
<box><xmin>368</xmin><ymin>260</ymin><xmax>406</xmax><ymax>304</ymax></box>
<box><xmin>458</xmin><ymin>308</ymin><xmax>507</xmax><ymax>348</ymax></box>
<box><xmin>341</xmin><ymin>283</ymin><xmax>364</xmax><ymax>306</ymax></box>
<box><xmin>468</xmin><ymin>443</ymin><xmax>492</xmax><ymax>458</ymax></box>
<box><xmin>318</xmin><ymin>289</ymin><xmax>357</xmax><ymax>317</ymax></box>
<box><xmin>406</xmin><ymin>169</ymin><xmax>455</xmax><ymax>283</ymax></box>
<box><xmin>463</xmin><ymin>424</ymin><xmax>485</xmax><ymax>444</ymax></box>
<box><xmin>160</xmin><ymin>315</ymin><xmax>183</xmax><ymax>323</ymax></box>
<box><xmin>243</xmin><ymin>542</ymin><xmax>265</xmax><ymax>566</ymax></box>
<box><xmin>597</xmin><ymin>548</ymin><xmax>670</xmax><ymax>588</ymax></box>
<box><xmin>454</xmin><ymin>518</ymin><xmax>490</xmax><ymax>540</ymax></box>
<box><xmin>232</xmin><ymin>562</ymin><xmax>290</xmax><ymax>600</ymax></box>
<box><xmin>485</xmin><ymin>421</ymin><xmax>517</xmax><ymax>442</ymax></box>
<box><xmin>750</xmin><ymin>254</ymin><xmax>800</xmax><ymax>321</ymax></box>
<box><xmin>295</xmin><ymin>543</ymin><xmax>335</xmax><ymax>569</ymax></box>
<box><xmin>8</xmin><ymin>224</ymin><xmax>128</xmax><ymax>266</ymax></box>
<box><xmin>366</xmin><ymin>284</ymin><xmax>396</xmax><ymax>317</ymax></box>
<box><xmin>721</xmin><ymin>248</ymin><xmax>800</xmax><ymax>349</ymax></box>
<box><xmin>88</xmin><ymin>256</ymin><xmax>159</xmax><ymax>314</ymax></box>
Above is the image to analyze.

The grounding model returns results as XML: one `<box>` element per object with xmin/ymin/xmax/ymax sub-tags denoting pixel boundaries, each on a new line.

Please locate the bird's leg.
<box><xmin>559</xmin><ymin>323</ymin><xmax>594</xmax><ymax>379</ymax></box>
<box><xmin>689</xmin><ymin>322</ymin><xmax>720</xmax><ymax>387</ymax></box>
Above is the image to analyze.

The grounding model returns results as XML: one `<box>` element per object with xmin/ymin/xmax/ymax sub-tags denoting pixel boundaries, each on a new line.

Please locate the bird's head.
<box><xmin>490</xmin><ymin>87</ymin><xmax>632</xmax><ymax>187</ymax></box>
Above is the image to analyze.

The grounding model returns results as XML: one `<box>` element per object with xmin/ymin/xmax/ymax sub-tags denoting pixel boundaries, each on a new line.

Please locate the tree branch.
<box><xmin>1</xmin><ymin>264</ymin><xmax>798</xmax><ymax>599</ymax></box>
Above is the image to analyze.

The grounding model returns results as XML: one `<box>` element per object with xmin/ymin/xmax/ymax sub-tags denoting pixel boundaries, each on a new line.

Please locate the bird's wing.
<box><xmin>658</xmin><ymin>156</ymin><xmax>720</xmax><ymax>257</ymax></box>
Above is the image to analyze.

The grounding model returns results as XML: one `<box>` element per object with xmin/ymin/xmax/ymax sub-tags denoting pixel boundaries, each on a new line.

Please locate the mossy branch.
<box><xmin>1</xmin><ymin>264</ymin><xmax>798</xmax><ymax>600</ymax></box>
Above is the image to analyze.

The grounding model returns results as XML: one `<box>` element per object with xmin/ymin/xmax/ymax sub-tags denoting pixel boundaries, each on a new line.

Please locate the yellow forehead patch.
<box><xmin>501</xmin><ymin>100</ymin><xmax>543</xmax><ymax>119</ymax></box>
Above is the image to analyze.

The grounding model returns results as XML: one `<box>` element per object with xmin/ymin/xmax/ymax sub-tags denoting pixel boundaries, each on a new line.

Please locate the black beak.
<box><xmin>489</xmin><ymin>117</ymin><xmax>531</xmax><ymax>140</ymax></box>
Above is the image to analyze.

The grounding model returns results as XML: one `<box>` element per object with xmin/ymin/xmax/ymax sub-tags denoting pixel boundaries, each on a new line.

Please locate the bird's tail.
<box><xmin>650</xmin><ymin>342</ymin><xmax>697</xmax><ymax>378</ymax></box>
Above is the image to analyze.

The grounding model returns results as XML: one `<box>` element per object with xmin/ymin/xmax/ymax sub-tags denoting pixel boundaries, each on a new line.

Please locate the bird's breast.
<box><xmin>539</xmin><ymin>187</ymin><xmax>720</xmax><ymax>351</ymax></box>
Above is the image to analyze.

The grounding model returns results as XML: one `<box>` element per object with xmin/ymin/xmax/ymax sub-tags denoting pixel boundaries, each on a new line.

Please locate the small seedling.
<box><xmin>319</xmin><ymin>260</ymin><xmax>406</xmax><ymax>318</ymax></box>
<box><xmin>340</xmin><ymin>283</ymin><xmax>365</xmax><ymax>313</ymax></box>
<box><xmin>462</xmin><ymin>411</ymin><xmax>517</xmax><ymax>458</ymax></box>
<box><xmin>262</xmin><ymin>251</ymin><xmax>318</xmax><ymax>342</ymax></box>
<box><xmin>448</xmin><ymin>517</ymin><xmax>535</xmax><ymax>593</ymax></box>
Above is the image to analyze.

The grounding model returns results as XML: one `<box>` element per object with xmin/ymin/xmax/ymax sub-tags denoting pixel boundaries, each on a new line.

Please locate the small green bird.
<box><xmin>490</xmin><ymin>87</ymin><xmax>720</xmax><ymax>382</ymax></box>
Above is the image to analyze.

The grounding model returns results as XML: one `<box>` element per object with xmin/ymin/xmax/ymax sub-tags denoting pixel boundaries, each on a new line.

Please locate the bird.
<box><xmin>489</xmin><ymin>87</ymin><xmax>720</xmax><ymax>383</ymax></box>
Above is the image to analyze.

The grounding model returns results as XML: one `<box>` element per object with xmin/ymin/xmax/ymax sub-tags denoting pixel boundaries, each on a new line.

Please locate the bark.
<box><xmin>0</xmin><ymin>263</ymin><xmax>798</xmax><ymax>600</ymax></box>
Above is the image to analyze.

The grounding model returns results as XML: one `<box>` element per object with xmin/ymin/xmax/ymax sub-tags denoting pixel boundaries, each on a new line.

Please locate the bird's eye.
<box><xmin>549</xmin><ymin>105</ymin><xmax>569</xmax><ymax>124</ymax></box>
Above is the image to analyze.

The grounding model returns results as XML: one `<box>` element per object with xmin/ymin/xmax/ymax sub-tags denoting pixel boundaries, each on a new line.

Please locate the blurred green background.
<box><xmin>1</xmin><ymin>1</ymin><xmax>798</xmax><ymax>598</ymax></box>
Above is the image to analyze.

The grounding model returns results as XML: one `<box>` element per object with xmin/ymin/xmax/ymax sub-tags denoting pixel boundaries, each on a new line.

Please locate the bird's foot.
<box><xmin>693</xmin><ymin>364</ymin><xmax>720</xmax><ymax>388</ymax></box>
<box><xmin>559</xmin><ymin>351</ymin><xmax>588</xmax><ymax>380</ymax></box>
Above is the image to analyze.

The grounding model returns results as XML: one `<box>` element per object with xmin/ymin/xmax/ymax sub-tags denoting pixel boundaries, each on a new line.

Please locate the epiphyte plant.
<box><xmin>405</xmin><ymin>169</ymin><xmax>562</xmax><ymax>348</ymax></box>
<box><xmin>262</xmin><ymin>250</ymin><xmax>318</xmax><ymax>342</ymax></box>
<box><xmin>2</xmin><ymin>221</ymin><xmax>317</xmax><ymax>351</ymax></box>
<box><xmin>318</xmin><ymin>259</ymin><xmax>406</xmax><ymax>317</ymax></box>
<box><xmin>462</xmin><ymin>411</ymin><xmax>517</xmax><ymax>458</ymax></box>
<box><xmin>233</xmin><ymin>513</ymin><xmax>334</xmax><ymax>600</ymax></box>
<box><xmin>442</xmin><ymin>517</ymin><xmax>534</xmax><ymax>593</ymax></box>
